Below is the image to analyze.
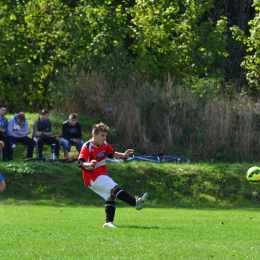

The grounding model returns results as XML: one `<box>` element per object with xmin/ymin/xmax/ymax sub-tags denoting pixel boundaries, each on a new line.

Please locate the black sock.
<box><xmin>114</xmin><ymin>188</ymin><xmax>136</xmax><ymax>206</ymax></box>
<box><xmin>105</xmin><ymin>201</ymin><xmax>116</xmax><ymax>223</ymax></box>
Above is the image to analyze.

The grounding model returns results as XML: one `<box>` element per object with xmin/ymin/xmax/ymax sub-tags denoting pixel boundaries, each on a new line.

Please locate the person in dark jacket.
<box><xmin>32</xmin><ymin>109</ymin><xmax>60</xmax><ymax>159</ymax></box>
<box><xmin>0</xmin><ymin>105</ymin><xmax>15</xmax><ymax>161</ymax></box>
<box><xmin>0</xmin><ymin>141</ymin><xmax>6</xmax><ymax>193</ymax></box>
<box><xmin>60</xmin><ymin>113</ymin><xmax>84</xmax><ymax>158</ymax></box>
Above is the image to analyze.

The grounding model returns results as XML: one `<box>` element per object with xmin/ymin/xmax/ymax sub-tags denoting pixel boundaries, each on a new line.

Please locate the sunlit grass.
<box><xmin>1</xmin><ymin>205</ymin><xmax>260</xmax><ymax>260</ymax></box>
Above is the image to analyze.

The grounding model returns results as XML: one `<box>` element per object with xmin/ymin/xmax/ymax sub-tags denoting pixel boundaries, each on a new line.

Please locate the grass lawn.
<box><xmin>1</xmin><ymin>159</ymin><xmax>260</xmax><ymax>259</ymax></box>
<box><xmin>1</xmin><ymin>204</ymin><xmax>260</xmax><ymax>260</ymax></box>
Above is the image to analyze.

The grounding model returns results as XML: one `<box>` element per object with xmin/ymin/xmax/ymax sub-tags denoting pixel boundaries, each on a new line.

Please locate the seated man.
<box><xmin>7</xmin><ymin>112</ymin><xmax>35</xmax><ymax>160</ymax></box>
<box><xmin>0</xmin><ymin>141</ymin><xmax>6</xmax><ymax>193</ymax></box>
<box><xmin>60</xmin><ymin>113</ymin><xmax>84</xmax><ymax>158</ymax></box>
<box><xmin>33</xmin><ymin>109</ymin><xmax>60</xmax><ymax>159</ymax></box>
<box><xmin>0</xmin><ymin>104</ymin><xmax>15</xmax><ymax>161</ymax></box>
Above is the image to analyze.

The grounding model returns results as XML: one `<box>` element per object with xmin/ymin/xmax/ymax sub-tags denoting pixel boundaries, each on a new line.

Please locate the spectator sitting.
<box><xmin>0</xmin><ymin>141</ymin><xmax>6</xmax><ymax>193</ymax></box>
<box><xmin>33</xmin><ymin>109</ymin><xmax>60</xmax><ymax>159</ymax></box>
<box><xmin>60</xmin><ymin>113</ymin><xmax>84</xmax><ymax>158</ymax></box>
<box><xmin>7</xmin><ymin>112</ymin><xmax>35</xmax><ymax>160</ymax></box>
<box><xmin>0</xmin><ymin>104</ymin><xmax>15</xmax><ymax>161</ymax></box>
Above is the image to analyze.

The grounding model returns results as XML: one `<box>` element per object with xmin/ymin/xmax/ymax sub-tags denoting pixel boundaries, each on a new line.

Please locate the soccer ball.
<box><xmin>246</xmin><ymin>166</ymin><xmax>260</xmax><ymax>184</ymax></box>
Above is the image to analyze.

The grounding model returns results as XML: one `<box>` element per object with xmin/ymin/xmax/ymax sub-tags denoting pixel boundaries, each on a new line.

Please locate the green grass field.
<box><xmin>1</xmin><ymin>204</ymin><xmax>260</xmax><ymax>260</ymax></box>
<box><xmin>2</xmin><ymin>139</ymin><xmax>260</xmax><ymax>260</ymax></box>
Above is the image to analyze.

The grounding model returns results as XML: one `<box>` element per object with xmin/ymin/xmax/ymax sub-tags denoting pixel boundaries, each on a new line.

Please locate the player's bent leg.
<box><xmin>113</xmin><ymin>186</ymin><xmax>148</xmax><ymax>210</ymax></box>
<box><xmin>112</xmin><ymin>187</ymin><xmax>136</xmax><ymax>207</ymax></box>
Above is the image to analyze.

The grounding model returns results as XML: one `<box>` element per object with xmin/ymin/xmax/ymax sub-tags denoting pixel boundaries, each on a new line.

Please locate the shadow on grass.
<box><xmin>118</xmin><ymin>225</ymin><xmax>175</xmax><ymax>230</ymax></box>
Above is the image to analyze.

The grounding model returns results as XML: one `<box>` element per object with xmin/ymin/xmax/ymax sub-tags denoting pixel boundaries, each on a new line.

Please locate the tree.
<box><xmin>0</xmin><ymin>0</ymin><xmax>72</xmax><ymax>111</ymax></box>
<box><xmin>0</xmin><ymin>0</ymin><xmax>233</xmax><ymax>112</ymax></box>
<box><xmin>127</xmin><ymin>0</ymin><xmax>228</xmax><ymax>82</ymax></box>
<box><xmin>231</xmin><ymin>0</ymin><xmax>260</xmax><ymax>92</ymax></box>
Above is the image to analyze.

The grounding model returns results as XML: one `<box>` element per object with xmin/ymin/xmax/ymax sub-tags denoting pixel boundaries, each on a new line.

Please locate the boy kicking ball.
<box><xmin>78</xmin><ymin>122</ymin><xmax>148</xmax><ymax>228</ymax></box>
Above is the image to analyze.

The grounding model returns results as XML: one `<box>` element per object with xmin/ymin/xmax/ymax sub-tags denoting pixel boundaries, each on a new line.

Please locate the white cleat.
<box><xmin>135</xmin><ymin>192</ymin><xmax>148</xmax><ymax>210</ymax></box>
<box><xmin>103</xmin><ymin>222</ymin><xmax>116</xmax><ymax>228</ymax></box>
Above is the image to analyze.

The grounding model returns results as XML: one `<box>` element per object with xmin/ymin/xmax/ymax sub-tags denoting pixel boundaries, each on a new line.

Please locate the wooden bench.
<box><xmin>0</xmin><ymin>142</ymin><xmax>56</xmax><ymax>161</ymax></box>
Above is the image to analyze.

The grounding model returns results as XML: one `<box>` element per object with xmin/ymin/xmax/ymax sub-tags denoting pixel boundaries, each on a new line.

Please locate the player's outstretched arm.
<box><xmin>113</xmin><ymin>149</ymin><xmax>134</xmax><ymax>159</ymax></box>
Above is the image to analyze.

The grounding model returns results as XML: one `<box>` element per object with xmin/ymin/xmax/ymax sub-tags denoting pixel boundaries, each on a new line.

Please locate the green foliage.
<box><xmin>230</xmin><ymin>0</ymin><xmax>260</xmax><ymax>90</ymax></box>
<box><xmin>1</xmin><ymin>160</ymin><xmax>258</xmax><ymax>207</ymax></box>
<box><xmin>6</xmin><ymin>87</ymin><xmax>260</xmax><ymax>163</ymax></box>
<box><xmin>49</xmin><ymin>72</ymin><xmax>260</xmax><ymax>162</ymax></box>
<box><xmin>0</xmin><ymin>0</ymin><xmax>230</xmax><ymax>111</ymax></box>
<box><xmin>0</xmin><ymin>0</ymin><xmax>71</xmax><ymax>111</ymax></box>
<box><xmin>108</xmin><ymin>162</ymin><xmax>260</xmax><ymax>207</ymax></box>
<box><xmin>1</xmin><ymin>161</ymin><xmax>84</xmax><ymax>202</ymax></box>
<box><xmin>127</xmin><ymin>0</ymin><xmax>228</xmax><ymax>78</ymax></box>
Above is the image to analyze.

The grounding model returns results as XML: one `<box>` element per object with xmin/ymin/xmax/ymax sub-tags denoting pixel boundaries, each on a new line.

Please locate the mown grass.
<box><xmin>1</xmin><ymin>205</ymin><xmax>260</xmax><ymax>260</ymax></box>
<box><xmin>1</xmin><ymin>159</ymin><xmax>260</xmax><ymax>259</ymax></box>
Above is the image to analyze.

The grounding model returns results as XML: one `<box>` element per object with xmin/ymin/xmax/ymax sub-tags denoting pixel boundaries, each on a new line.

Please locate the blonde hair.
<box><xmin>92</xmin><ymin>122</ymin><xmax>109</xmax><ymax>135</ymax></box>
<box><xmin>69</xmin><ymin>113</ymin><xmax>78</xmax><ymax>120</ymax></box>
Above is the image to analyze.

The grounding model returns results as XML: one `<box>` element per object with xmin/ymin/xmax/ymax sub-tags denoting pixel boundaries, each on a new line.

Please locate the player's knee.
<box><xmin>108</xmin><ymin>195</ymin><xmax>116</xmax><ymax>201</ymax></box>
<box><xmin>113</xmin><ymin>187</ymin><xmax>123</xmax><ymax>197</ymax></box>
<box><xmin>111</xmin><ymin>185</ymin><xmax>119</xmax><ymax>193</ymax></box>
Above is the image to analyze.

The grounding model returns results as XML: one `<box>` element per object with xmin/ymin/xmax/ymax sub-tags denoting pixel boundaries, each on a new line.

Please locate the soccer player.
<box><xmin>78</xmin><ymin>122</ymin><xmax>148</xmax><ymax>228</ymax></box>
<box><xmin>0</xmin><ymin>141</ymin><xmax>6</xmax><ymax>193</ymax></box>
